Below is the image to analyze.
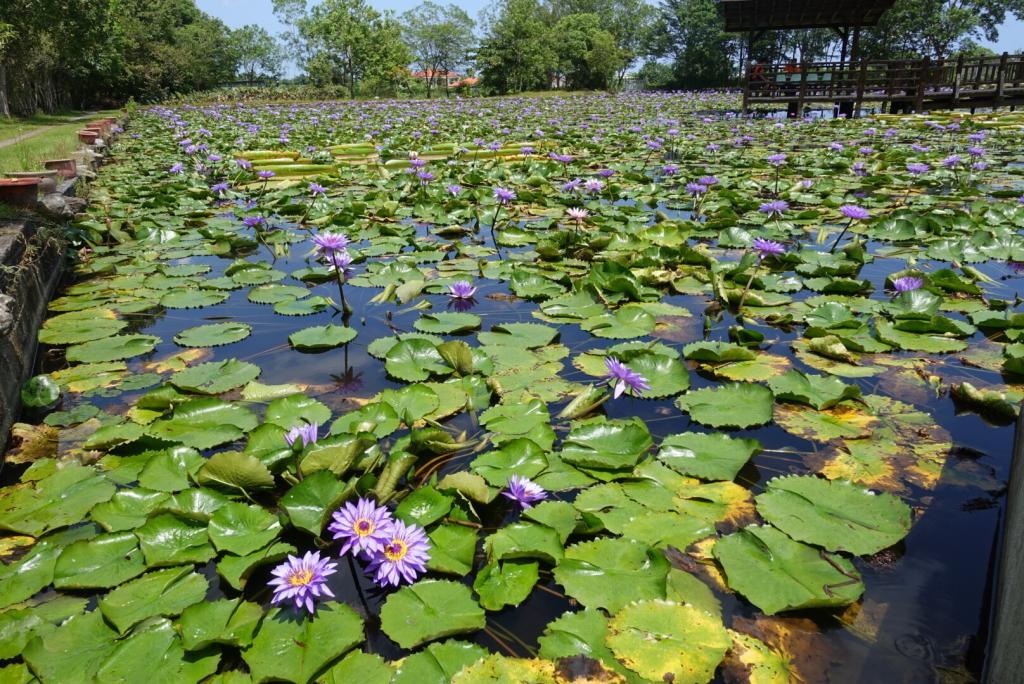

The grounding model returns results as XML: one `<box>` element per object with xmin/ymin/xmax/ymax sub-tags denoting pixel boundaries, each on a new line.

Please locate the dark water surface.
<box><xmin>20</xmin><ymin>195</ymin><xmax>1018</xmax><ymax>682</ymax></box>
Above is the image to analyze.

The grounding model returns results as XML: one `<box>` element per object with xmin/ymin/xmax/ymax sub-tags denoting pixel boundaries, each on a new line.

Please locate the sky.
<box><xmin>196</xmin><ymin>0</ymin><xmax>1024</xmax><ymax>78</ymax></box>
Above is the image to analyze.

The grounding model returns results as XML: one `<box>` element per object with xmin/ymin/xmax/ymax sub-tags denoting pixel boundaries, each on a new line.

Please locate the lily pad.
<box><xmin>755</xmin><ymin>475</ymin><xmax>912</xmax><ymax>555</ymax></box>
<box><xmin>675</xmin><ymin>383</ymin><xmax>774</xmax><ymax>429</ymax></box>
<box><xmin>379</xmin><ymin>579</ymin><xmax>485</xmax><ymax>649</ymax></box>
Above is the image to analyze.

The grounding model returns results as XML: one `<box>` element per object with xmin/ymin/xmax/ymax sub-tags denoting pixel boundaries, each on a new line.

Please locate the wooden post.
<box><xmin>914</xmin><ymin>56</ymin><xmax>931</xmax><ymax>113</ymax></box>
<box><xmin>742</xmin><ymin>59</ymin><xmax>751</xmax><ymax>117</ymax></box>
<box><xmin>853</xmin><ymin>60</ymin><xmax>867</xmax><ymax>118</ymax></box>
<box><xmin>952</xmin><ymin>54</ymin><xmax>963</xmax><ymax>107</ymax></box>
<box><xmin>797</xmin><ymin>60</ymin><xmax>808</xmax><ymax>117</ymax></box>
<box><xmin>997</xmin><ymin>51</ymin><xmax>1009</xmax><ymax>110</ymax></box>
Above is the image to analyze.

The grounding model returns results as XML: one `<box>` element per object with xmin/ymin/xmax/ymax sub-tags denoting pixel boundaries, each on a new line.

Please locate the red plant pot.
<box><xmin>0</xmin><ymin>178</ymin><xmax>41</xmax><ymax>208</ymax></box>
<box><xmin>78</xmin><ymin>130</ymin><xmax>99</xmax><ymax>144</ymax></box>
<box><xmin>44</xmin><ymin>159</ymin><xmax>77</xmax><ymax>178</ymax></box>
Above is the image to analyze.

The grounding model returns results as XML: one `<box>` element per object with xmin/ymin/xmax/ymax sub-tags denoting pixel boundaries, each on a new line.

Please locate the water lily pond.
<box><xmin>4</xmin><ymin>93</ymin><xmax>1024</xmax><ymax>682</ymax></box>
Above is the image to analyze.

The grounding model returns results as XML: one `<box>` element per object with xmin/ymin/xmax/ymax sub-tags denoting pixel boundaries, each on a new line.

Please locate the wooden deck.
<box><xmin>742</xmin><ymin>54</ymin><xmax>1024</xmax><ymax>116</ymax></box>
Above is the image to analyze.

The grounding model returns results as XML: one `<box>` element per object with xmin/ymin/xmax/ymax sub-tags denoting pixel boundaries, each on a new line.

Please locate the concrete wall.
<box><xmin>0</xmin><ymin>220</ymin><xmax>66</xmax><ymax>454</ymax></box>
<box><xmin>984</xmin><ymin>404</ymin><xmax>1024</xmax><ymax>683</ymax></box>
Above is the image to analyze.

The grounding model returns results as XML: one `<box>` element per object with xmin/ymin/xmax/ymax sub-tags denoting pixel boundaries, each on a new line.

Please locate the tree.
<box><xmin>653</xmin><ymin>0</ymin><xmax>731</xmax><ymax>88</ymax></box>
<box><xmin>276</xmin><ymin>0</ymin><xmax>410</xmax><ymax>97</ymax></box>
<box><xmin>401</xmin><ymin>2</ymin><xmax>474</xmax><ymax>98</ymax></box>
<box><xmin>231</xmin><ymin>25</ymin><xmax>284</xmax><ymax>83</ymax></box>
<box><xmin>551</xmin><ymin>13</ymin><xmax>622</xmax><ymax>89</ymax></box>
<box><xmin>477</xmin><ymin>0</ymin><xmax>557</xmax><ymax>94</ymax></box>
<box><xmin>863</xmin><ymin>0</ymin><xmax>1024</xmax><ymax>60</ymax></box>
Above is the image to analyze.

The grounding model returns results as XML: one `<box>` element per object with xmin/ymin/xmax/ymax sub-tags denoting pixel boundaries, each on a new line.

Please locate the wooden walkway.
<box><xmin>742</xmin><ymin>54</ymin><xmax>1024</xmax><ymax>116</ymax></box>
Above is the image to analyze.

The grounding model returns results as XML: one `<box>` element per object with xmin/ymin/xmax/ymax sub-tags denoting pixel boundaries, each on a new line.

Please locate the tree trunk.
<box><xmin>0</xmin><ymin>62</ymin><xmax>9</xmax><ymax>118</ymax></box>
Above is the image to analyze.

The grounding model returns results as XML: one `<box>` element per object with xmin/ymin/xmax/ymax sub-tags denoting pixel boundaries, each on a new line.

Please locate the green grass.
<box><xmin>0</xmin><ymin>111</ymin><xmax>107</xmax><ymax>140</ymax></box>
<box><xmin>0</xmin><ymin>111</ymin><xmax>120</xmax><ymax>173</ymax></box>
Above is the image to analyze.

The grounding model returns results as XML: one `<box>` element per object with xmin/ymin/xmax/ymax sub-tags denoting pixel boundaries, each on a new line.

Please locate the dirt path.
<box><xmin>0</xmin><ymin>112</ymin><xmax>97</xmax><ymax>150</ymax></box>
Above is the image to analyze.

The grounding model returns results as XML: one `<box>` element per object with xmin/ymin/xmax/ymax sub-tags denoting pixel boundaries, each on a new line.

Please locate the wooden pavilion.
<box><xmin>722</xmin><ymin>0</ymin><xmax>1024</xmax><ymax>117</ymax></box>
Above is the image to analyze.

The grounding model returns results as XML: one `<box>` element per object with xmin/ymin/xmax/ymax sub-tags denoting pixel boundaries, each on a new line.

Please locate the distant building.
<box><xmin>411</xmin><ymin>70</ymin><xmax>462</xmax><ymax>87</ymax></box>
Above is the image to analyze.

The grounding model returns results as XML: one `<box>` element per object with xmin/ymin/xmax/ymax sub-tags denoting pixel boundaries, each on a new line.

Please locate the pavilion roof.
<box><xmin>719</xmin><ymin>0</ymin><xmax>897</xmax><ymax>31</ymax></box>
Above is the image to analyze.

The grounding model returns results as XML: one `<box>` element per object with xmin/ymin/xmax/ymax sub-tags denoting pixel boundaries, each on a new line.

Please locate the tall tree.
<box><xmin>231</xmin><ymin>25</ymin><xmax>285</xmax><ymax>83</ymax></box>
<box><xmin>653</xmin><ymin>0</ymin><xmax>731</xmax><ymax>88</ymax></box>
<box><xmin>477</xmin><ymin>0</ymin><xmax>556</xmax><ymax>93</ymax></box>
<box><xmin>276</xmin><ymin>0</ymin><xmax>410</xmax><ymax>97</ymax></box>
<box><xmin>863</xmin><ymin>0</ymin><xmax>1024</xmax><ymax>60</ymax></box>
<box><xmin>551</xmin><ymin>13</ymin><xmax>622</xmax><ymax>89</ymax></box>
<box><xmin>402</xmin><ymin>2</ymin><xmax>475</xmax><ymax>97</ymax></box>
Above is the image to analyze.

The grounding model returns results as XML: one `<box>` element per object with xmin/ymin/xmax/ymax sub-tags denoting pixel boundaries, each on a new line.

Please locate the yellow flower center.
<box><xmin>288</xmin><ymin>569</ymin><xmax>314</xmax><ymax>586</ymax></box>
<box><xmin>354</xmin><ymin>518</ymin><xmax>374</xmax><ymax>536</ymax></box>
<box><xmin>384</xmin><ymin>540</ymin><xmax>408</xmax><ymax>562</ymax></box>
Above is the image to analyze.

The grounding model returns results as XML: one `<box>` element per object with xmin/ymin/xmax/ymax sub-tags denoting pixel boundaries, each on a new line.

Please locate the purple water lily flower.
<box><xmin>284</xmin><ymin>423</ymin><xmax>318</xmax><ymax>449</ymax></box>
<box><xmin>752</xmin><ymin>237</ymin><xmax>786</xmax><ymax>259</ymax></box>
<box><xmin>604</xmin><ymin>357</ymin><xmax>651</xmax><ymax>398</ymax></box>
<box><xmin>840</xmin><ymin>205</ymin><xmax>870</xmax><ymax>220</ymax></box>
<box><xmin>661</xmin><ymin>164</ymin><xmax>679</xmax><ymax>176</ymax></box>
<box><xmin>583</xmin><ymin>178</ymin><xmax>604</xmax><ymax>194</ymax></box>
<box><xmin>242</xmin><ymin>216</ymin><xmax>266</xmax><ymax>228</ymax></box>
<box><xmin>891</xmin><ymin>276</ymin><xmax>924</xmax><ymax>292</ymax></box>
<box><xmin>759</xmin><ymin>200</ymin><xmax>789</xmax><ymax>217</ymax></box>
<box><xmin>686</xmin><ymin>182</ymin><xmax>707</xmax><ymax>195</ymax></box>
<box><xmin>494</xmin><ymin>187</ymin><xmax>516</xmax><ymax>204</ymax></box>
<box><xmin>502</xmin><ymin>474</ymin><xmax>547</xmax><ymax>509</ymax></box>
<box><xmin>325</xmin><ymin>249</ymin><xmax>353</xmax><ymax>274</ymax></box>
<box><xmin>210</xmin><ymin>182</ymin><xmax>229</xmax><ymax>194</ymax></box>
<box><xmin>329</xmin><ymin>498</ymin><xmax>395</xmax><ymax>557</ymax></box>
<box><xmin>236</xmin><ymin>158</ymin><xmax>253</xmax><ymax>170</ymax></box>
<box><xmin>766</xmin><ymin>153</ymin><xmax>787</xmax><ymax>166</ymax></box>
<box><xmin>169</xmin><ymin>162</ymin><xmax>184</xmax><ymax>174</ymax></box>
<box><xmin>257</xmin><ymin>170</ymin><xmax>276</xmax><ymax>179</ymax></box>
<box><xmin>446</xmin><ymin>184</ymin><xmax>463</xmax><ymax>196</ymax></box>
<box><xmin>448</xmin><ymin>280</ymin><xmax>477</xmax><ymax>299</ymax></box>
<box><xmin>365</xmin><ymin>519</ymin><xmax>431</xmax><ymax>587</ymax></box>
<box><xmin>698</xmin><ymin>175</ymin><xmax>719</xmax><ymax>186</ymax></box>
<box><xmin>907</xmin><ymin>163</ymin><xmax>930</xmax><ymax>175</ymax></box>
<box><xmin>561</xmin><ymin>178</ymin><xmax>583</xmax><ymax>192</ymax></box>
<box><xmin>942</xmin><ymin>155</ymin><xmax>962</xmax><ymax>168</ymax></box>
<box><xmin>309</xmin><ymin>182</ymin><xmax>327</xmax><ymax>196</ymax></box>
<box><xmin>312</xmin><ymin>232</ymin><xmax>350</xmax><ymax>255</ymax></box>
<box><xmin>269</xmin><ymin>551</ymin><xmax>337</xmax><ymax>614</ymax></box>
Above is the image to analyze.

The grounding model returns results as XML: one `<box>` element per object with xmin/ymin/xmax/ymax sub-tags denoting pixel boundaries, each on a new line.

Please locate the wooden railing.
<box><xmin>742</xmin><ymin>53</ymin><xmax>1024</xmax><ymax>115</ymax></box>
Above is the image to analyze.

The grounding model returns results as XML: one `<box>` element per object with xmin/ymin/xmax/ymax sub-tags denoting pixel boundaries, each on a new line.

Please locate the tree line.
<box><xmin>2</xmin><ymin>0</ymin><xmax>1022</xmax><ymax>115</ymax></box>
<box><xmin>0</xmin><ymin>0</ymin><xmax>283</xmax><ymax>116</ymax></box>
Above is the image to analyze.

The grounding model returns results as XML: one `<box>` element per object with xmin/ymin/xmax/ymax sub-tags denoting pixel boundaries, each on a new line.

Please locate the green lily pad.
<box><xmin>379</xmin><ymin>580</ymin><xmax>485</xmax><ymax>649</ymax></box>
<box><xmin>20</xmin><ymin>375</ymin><xmax>61</xmax><ymax>408</ymax></box>
<box><xmin>473</xmin><ymin>560</ymin><xmax>539</xmax><ymax>611</ymax></box>
<box><xmin>98</xmin><ymin>566</ymin><xmax>208</xmax><ymax>633</ymax></box>
<box><xmin>658</xmin><ymin>432</ymin><xmax>761</xmax><ymax>481</ymax></box>
<box><xmin>208</xmin><ymin>502</ymin><xmax>283</xmax><ymax>556</ymax></box>
<box><xmin>675</xmin><ymin>383</ymin><xmax>774</xmax><ymax>429</ymax></box>
<box><xmin>243</xmin><ymin>604</ymin><xmax>364</xmax><ymax>683</ymax></box>
<box><xmin>173</xmin><ymin>322</ymin><xmax>252</xmax><ymax>348</ymax></box>
<box><xmin>606</xmin><ymin>599</ymin><xmax>731</xmax><ymax>684</ymax></box>
<box><xmin>755</xmin><ymin>475</ymin><xmax>912</xmax><ymax>555</ymax></box>
<box><xmin>553</xmin><ymin>538</ymin><xmax>668</xmax><ymax>612</ymax></box>
<box><xmin>713</xmin><ymin>524</ymin><xmax>864</xmax><ymax>614</ymax></box>
<box><xmin>66</xmin><ymin>334</ymin><xmax>160</xmax><ymax>363</ymax></box>
<box><xmin>289</xmin><ymin>324</ymin><xmax>357</xmax><ymax>351</ymax></box>
<box><xmin>178</xmin><ymin>597</ymin><xmax>264</xmax><ymax>651</ymax></box>
<box><xmin>170</xmin><ymin>359</ymin><xmax>261</xmax><ymax>394</ymax></box>
<box><xmin>560</xmin><ymin>417</ymin><xmax>653</xmax><ymax>471</ymax></box>
<box><xmin>414</xmin><ymin>312</ymin><xmax>482</xmax><ymax>334</ymax></box>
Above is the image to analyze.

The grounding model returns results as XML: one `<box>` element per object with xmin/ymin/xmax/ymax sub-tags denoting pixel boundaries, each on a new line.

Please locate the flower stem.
<box><xmin>736</xmin><ymin>262</ymin><xmax>760</xmax><ymax>312</ymax></box>
<box><xmin>829</xmin><ymin>219</ymin><xmax>855</xmax><ymax>253</ymax></box>
<box><xmin>347</xmin><ymin>553</ymin><xmax>373</xmax><ymax>630</ymax></box>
